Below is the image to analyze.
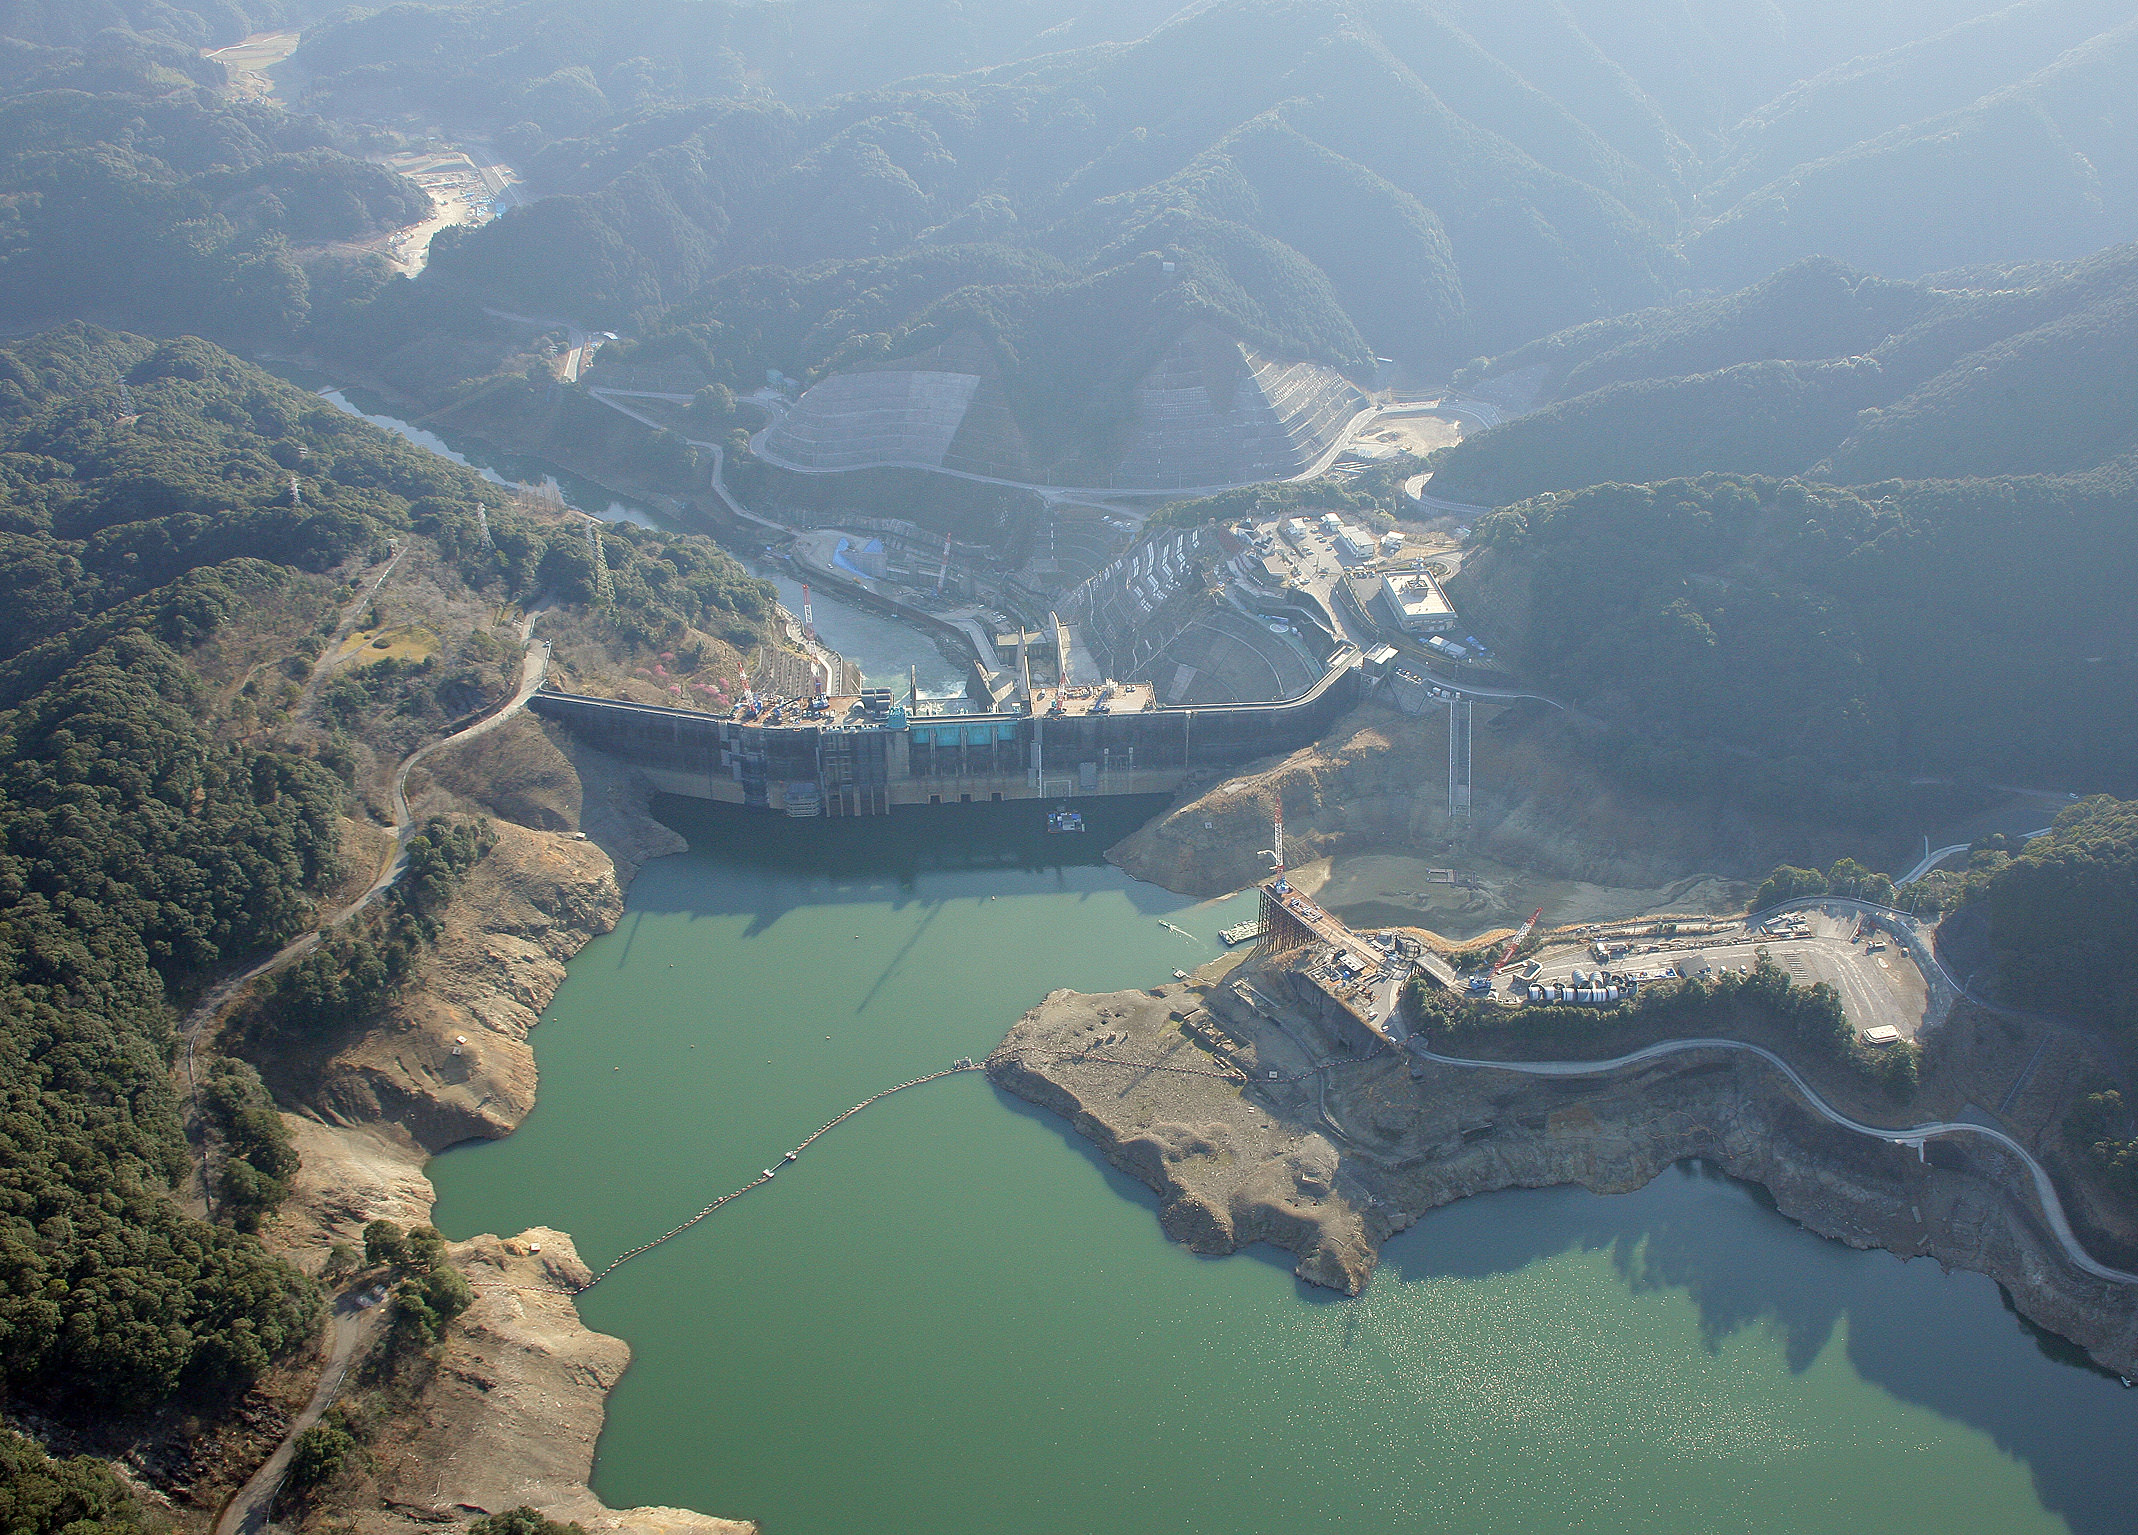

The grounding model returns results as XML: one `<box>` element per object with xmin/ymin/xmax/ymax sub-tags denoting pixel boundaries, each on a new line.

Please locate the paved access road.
<box><xmin>1405</xmin><ymin>1033</ymin><xmax>2138</xmax><ymax>1288</ymax></box>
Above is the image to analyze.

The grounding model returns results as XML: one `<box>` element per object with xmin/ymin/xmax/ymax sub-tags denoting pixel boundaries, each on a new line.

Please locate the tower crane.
<box><xmin>1491</xmin><ymin>907</ymin><xmax>1544</xmax><ymax>973</ymax></box>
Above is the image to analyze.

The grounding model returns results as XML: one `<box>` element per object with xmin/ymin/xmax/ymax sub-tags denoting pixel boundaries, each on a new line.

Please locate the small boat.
<box><xmin>1173</xmin><ymin>969</ymin><xmax>1189</xmax><ymax>980</ymax></box>
<box><xmin>1220</xmin><ymin>921</ymin><xmax>1262</xmax><ymax>947</ymax></box>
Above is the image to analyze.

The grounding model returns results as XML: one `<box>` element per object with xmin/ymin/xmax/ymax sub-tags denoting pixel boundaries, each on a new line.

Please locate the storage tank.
<box><xmin>1606</xmin><ymin>986</ymin><xmax>1621</xmax><ymax>1003</ymax></box>
<box><xmin>1529</xmin><ymin>987</ymin><xmax>1543</xmax><ymax>1003</ymax></box>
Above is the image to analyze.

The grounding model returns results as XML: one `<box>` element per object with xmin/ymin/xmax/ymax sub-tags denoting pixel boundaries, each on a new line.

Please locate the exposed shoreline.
<box><xmin>987</xmin><ymin>958</ymin><xmax>2138</xmax><ymax>1375</ymax></box>
<box><xmin>262</xmin><ymin>721</ymin><xmax>756</xmax><ymax>1535</ymax></box>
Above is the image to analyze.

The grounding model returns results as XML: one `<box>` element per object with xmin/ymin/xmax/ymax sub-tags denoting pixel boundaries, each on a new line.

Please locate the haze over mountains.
<box><xmin>8</xmin><ymin>0</ymin><xmax>2138</xmax><ymax>476</ymax></box>
<box><xmin>410</xmin><ymin>0</ymin><xmax>2138</xmax><ymax>392</ymax></box>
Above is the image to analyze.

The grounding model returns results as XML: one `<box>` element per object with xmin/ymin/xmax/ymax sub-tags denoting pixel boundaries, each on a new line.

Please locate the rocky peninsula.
<box><xmin>989</xmin><ymin>949</ymin><xmax>2138</xmax><ymax>1375</ymax></box>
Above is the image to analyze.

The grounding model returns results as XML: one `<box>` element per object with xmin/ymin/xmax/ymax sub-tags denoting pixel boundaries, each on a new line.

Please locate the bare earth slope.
<box><xmin>255</xmin><ymin>715</ymin><xmax>748</xmax><ymax>1533</ymax></box>
<box><xmin>990</xmin><ymin>960</ymin><xmax>2138</xmax><ymax>1372</ymax></box>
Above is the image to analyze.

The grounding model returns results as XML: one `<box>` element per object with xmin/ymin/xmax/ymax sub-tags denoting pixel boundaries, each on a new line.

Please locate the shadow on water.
<box><xmin>1387</xmin><ymin>1159</ymin><xmax>2138</xmax><ymax>1535</ymax></box>
<box><xmin>630</xmin><ymin>794</ymin><xmax>1187</xmax><ymax>935</ymax></box>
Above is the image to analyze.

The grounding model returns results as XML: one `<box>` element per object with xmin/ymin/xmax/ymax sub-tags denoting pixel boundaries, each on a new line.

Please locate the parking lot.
<box><xmin>1511</xmin><ymin>909</ymin><xmax>1929</xmax><ymax>1040</ymax></box>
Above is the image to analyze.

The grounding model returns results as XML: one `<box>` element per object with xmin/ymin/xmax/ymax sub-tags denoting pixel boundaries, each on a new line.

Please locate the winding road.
<box><xmin>181</xmin><ymin>606</ymin><xmax>553</xmax><ymax>1047</ymax></box>
<box><xmin>1403</xmin><ymin>1032</ymin><xmax>2138</xmax><ymax>1287</ymax></box>
<box><xmin>189</xmin><ymin>602</ymin><xmax>556</xmax><ymax>1535</ymax></box>
<box><xmin>214</xmin><ymin>1294</ymin><xmax>387</xmax><ymax>1535</ymax></box>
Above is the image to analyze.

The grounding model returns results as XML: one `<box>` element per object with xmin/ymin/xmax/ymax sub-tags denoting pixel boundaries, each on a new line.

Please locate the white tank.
<box><xmin>1606</xmin><ymin>986</ymin><xmax>1621</xmax><ymax>1003</ymax></box>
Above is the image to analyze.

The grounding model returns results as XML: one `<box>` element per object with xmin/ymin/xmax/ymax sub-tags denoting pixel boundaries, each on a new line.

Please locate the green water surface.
<box><xmin>429</xmin><ymin>799</ymin><xmax>2136</xmax><ymax>1535</ymax></box>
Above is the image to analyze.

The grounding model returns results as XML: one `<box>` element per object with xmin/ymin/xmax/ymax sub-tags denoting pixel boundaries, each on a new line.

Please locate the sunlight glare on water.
<box><xmin>428</xmin><ymin>800</ymin><xmax>2134</xmax><ymax>1535</ymax></box>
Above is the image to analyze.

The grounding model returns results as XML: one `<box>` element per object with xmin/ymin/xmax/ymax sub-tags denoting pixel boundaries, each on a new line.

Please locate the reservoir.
<box><xmin>429</xmin><ymin>801</ymin><xmax>2138</xmax><ymax>1535</ymax></box>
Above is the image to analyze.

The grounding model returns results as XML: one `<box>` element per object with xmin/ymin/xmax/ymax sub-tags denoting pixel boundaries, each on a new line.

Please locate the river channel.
<box><xmin>299</xmin><ymin>380</ymin><xmax>969</xmax><ymax>697</ymax></box>
<box><xmin>428</xmin><ymin>800</ymin><xmax>2138</xmax><ymax>1535</ymax></box>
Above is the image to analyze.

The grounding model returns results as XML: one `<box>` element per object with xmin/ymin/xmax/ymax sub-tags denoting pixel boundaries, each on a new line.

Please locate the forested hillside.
<box><xmin>1454</xmin><ymin>467</ymin><xmax>2138</xmax><ymax>796</ymax></box>
<box><xmin>1431</xmin><ymin>245</ymin><xmax>2138</xmax><ymax>506</ymax></box>
<box><xmin>0</xmin><ymin>323</ymin><xmax>768</xmax><ymax>1425</ymax></box>
<box><xmin>0</xmin><ymin>35</ymin><xmax>429</xmax><ymax>342</ymax></box>
<box><xmin>294</xmin><ymin>0</ymin><xmax>1188</xmax><ymax>127</ymax></box>
<box><xmin>11</xmin><ymin>0</ymin><xmax>2138</xmax><ymax>477</ymax></box>
<box><xmin>1988</xmin><ymin>795</ymin><xmax>2138</xmax><ymax>1032</ymax></box>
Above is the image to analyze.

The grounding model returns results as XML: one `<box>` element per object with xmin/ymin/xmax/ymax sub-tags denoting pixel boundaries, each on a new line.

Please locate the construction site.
<box><xmin>757</xmin><ymin>323</ymin><xmax>1375</xmax><ymax>492</ymax></box>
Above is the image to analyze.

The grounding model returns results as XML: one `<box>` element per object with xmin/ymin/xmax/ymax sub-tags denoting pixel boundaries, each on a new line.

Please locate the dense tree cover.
<box><xmin>1459</xmin><ymin>468</ymin><xmax>2138</xmax><ymax>794</ymax></box>
<box><xmin>348</xmin><ymin>0</ymin><xmax>2131</xmax><ymax>455</ymax></box>
<box><xmin>1987</xmin><ymin>796</ymin><xmax>2138</xmax><ymax>1034</ymax></box>
<box><xmin>1751</xmin><ymin>859</ymin><xmax>1897</xmax><ymax>913</ymax></box>
<box><xmin>293</xmin><ymin>0</ymin><xmax>1183</xmax><ymax>129</ymax></box>
<box><xmin>258</xmin><ymin>818</ymin><xmax>494</xmax><ymax>1040</ymax></box>
<box><xmin>0</xmin><ymin>614</ymin><xmax>332</xmax><ymax>1408</ymax></box>
<box><xmin>1146</xmin><ymin>454</ymin><xmax>1428</xmax><ymax>532</ymax></box>
<box><xmin>468</xmin><ymin>1509</ymin><xmax>588</xmax><ymax>1535</ymax></box>
<box><xmin>0</xmin><ymin>323</ymin><xmax>765</xmax><ymax>1422</ymax></box>
<box><xmin>2066</xmin><ymin>1091</ymin><xmax>2138</xmax><ymax>1201</ymax></box>
<box><xmin>1435</xmin><ymin>245</ymin><xmax>2138</xmax><ymax>506</ymax></box>
<box><xmin>1</xmin><ymin>1</ymin><xmax>316</xmax><ymax>54</ymax></box>
<box><xmin>7</xmin><ymin>0</ymin><xmax>2133</xmax><ymax>486</ymax></box>
<box><xmin>0</xmin><ymin>51</ymin><xmax>430</xmax><ymax>344</ymax></box>
<box><xmin>1409</xmin><ymin>950</ymin><xmax>1920</xmax><ymax>1099</ymax></box>
<box><xmin>430</xmin><ymin>1</ymin><xmax>1685</xmax><ymax>371</ymax></box>
<box><xmin>285</xmin><ymin>1408</ymin><xmax>359</xmax><ymax>1501</ymax></box>
<box><xmin>200</xmin><ymin>1057</ymin><xmax>300</xmax><ymax>1233</ymax></box>
<box><xmin>0</xmin><ymin>1426</ymin><xmax>156</xmax><ymax>1535</ymax></box>
<box><xmin>0</xmin><ymin>326</ymin><xmax>769</xmax><ymax>682</ymax></box>
<box><xmin>354</xmin><ymin>1218</ymin><xmax>471</xmax><ymax>1350</ymax></box>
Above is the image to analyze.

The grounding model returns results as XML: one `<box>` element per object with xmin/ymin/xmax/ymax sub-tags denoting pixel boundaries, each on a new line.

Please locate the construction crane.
<box><xmin>1491</xmin><ymin>907</ymin><xmax>1544</xmax><ymax>973</ymax></box>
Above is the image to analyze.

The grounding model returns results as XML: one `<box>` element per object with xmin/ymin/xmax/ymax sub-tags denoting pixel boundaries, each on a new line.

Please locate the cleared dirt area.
<box><xmin>378</xmin><ymin>149</ymin><xmax>519</xmax><ymax>275</ymax></box>
<box><xmin>203</xmin><ymin>30</ymin><xmax>298</xmax><ymax>102</ymax></box>
<box><xmin>1515</xmin><ymin>909</ymin><xmax>1931</xmax><ymax>1041</ymax></box>
<box><xmin>1291</xmin><ymin>852</ymin><xmax>1742</xmax><ymax>943</ymax></box>
<box><xmin>1353</xmin><ymin>413</ymin><xmax>1462</xmax><ymax>457</ymax></box>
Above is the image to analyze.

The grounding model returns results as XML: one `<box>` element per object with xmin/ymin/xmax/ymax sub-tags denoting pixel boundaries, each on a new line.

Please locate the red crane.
<box><xmin>1492</xmin><ymin>907</ymin><xmax>1544</xmax><ymax>973</ymax></box>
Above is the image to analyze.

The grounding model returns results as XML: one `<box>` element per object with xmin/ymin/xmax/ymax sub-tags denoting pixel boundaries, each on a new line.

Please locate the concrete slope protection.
<box><xmin>1405</xmin><ymin>1033</ymin><xmax>2138</xmax><ymax>1288</ymax></box>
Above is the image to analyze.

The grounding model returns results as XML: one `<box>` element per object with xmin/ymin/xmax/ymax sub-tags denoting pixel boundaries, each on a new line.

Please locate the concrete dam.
<box><xmin>528</xmin><ymin>649</ymin><xmax>1363</xmax><ymax>817</ymax></box>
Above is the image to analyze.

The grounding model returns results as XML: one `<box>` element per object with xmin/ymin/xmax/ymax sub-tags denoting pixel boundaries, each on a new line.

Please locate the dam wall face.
<box><xmin>527</xmin><ymin>661</ymin><xmax>1361</xmax><ymax>817</ymax></box>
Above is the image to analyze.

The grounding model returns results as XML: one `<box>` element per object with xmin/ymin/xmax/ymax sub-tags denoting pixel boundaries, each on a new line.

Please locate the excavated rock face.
<box><xmin>762</xmin><ymin>321</ymin><xmax>1366</xmax><ymax>490</ymax></box>
<box><xmin>1107</xmin><ymin>698</ymin><xmax>1882</xmax><ymax>901</ymax></box>
<box><xmin>990</xmin><ymin>965</ymin><xmax>2138</xmax><ymax>1372</ymax></box>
